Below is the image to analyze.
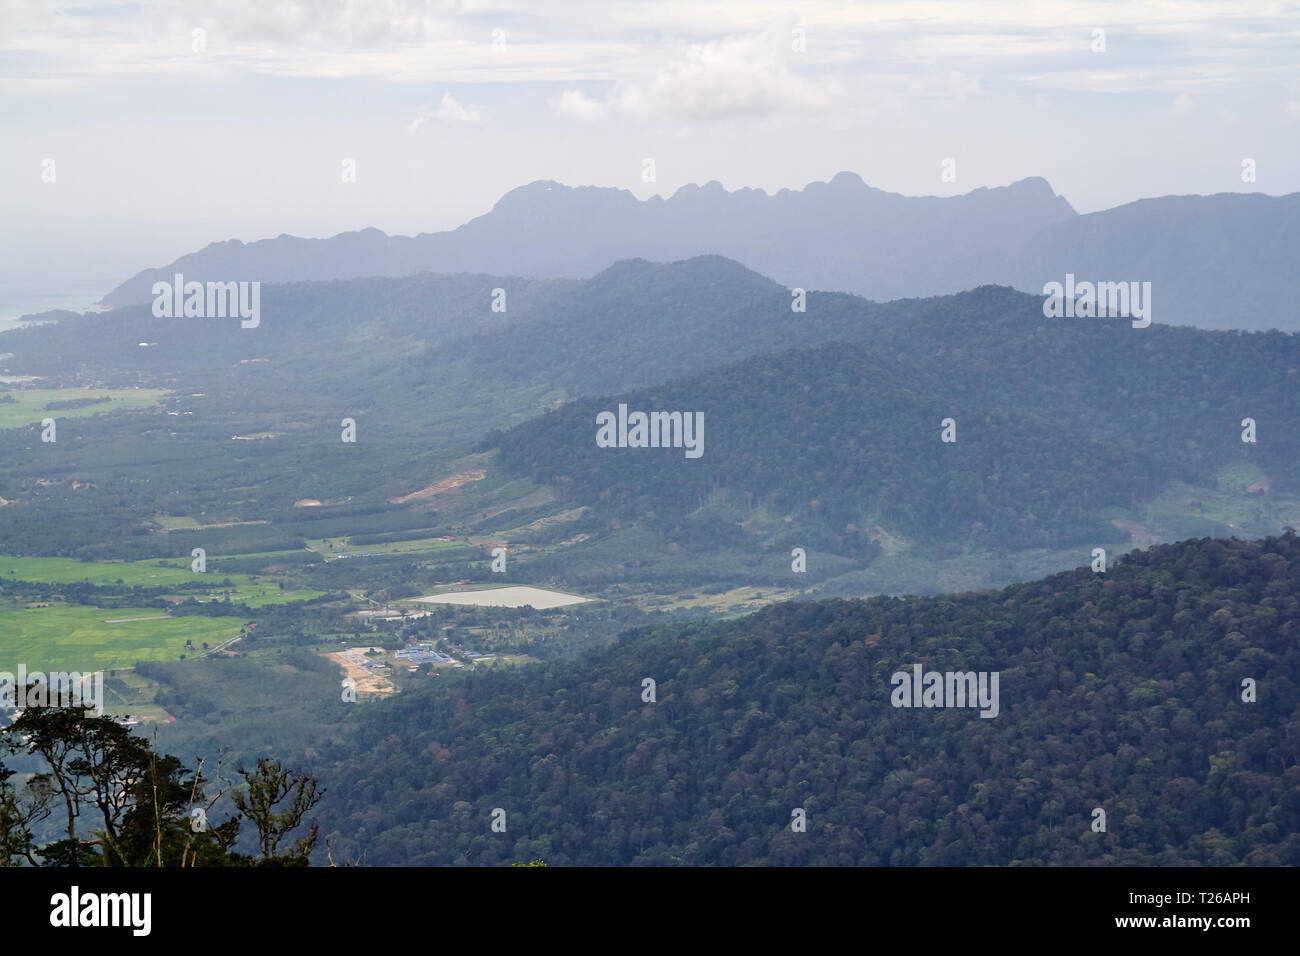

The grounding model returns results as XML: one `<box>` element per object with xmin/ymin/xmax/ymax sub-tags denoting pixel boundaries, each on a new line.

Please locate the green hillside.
<box><xmin>316</xmin><ymin>533</ymin><xmax>1300</xmax><ymax>866</ymax></box>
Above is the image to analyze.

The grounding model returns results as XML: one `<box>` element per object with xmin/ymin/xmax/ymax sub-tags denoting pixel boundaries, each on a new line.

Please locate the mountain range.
<box><xmin>99</xmin><ymin>174</ymin><xmax>1300</xmax><ymax>332</ymax></box>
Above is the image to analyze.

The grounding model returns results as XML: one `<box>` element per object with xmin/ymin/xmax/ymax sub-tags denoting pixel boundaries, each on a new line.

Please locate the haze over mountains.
<box><xmin>9</xmin><ymin>0</ymin><xmax>1300</xmax><ymax>883</ymax></box>
<box><xmin>6</xmin><ymin>254</ymin><xmax>1297</xmax><ymax>602</ymax></box>
<box><xmin>6</xmin><ymin>220</ymin><xmax>1299</xmax><ymax>872</ymax></box>
<box><xmin>100</xmin><ymin>173</ymin><xmax>1300</xmax><ymax>332</ymax></box>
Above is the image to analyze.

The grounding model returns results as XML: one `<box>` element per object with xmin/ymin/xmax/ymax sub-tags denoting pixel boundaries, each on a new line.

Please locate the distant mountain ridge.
<box><xmin>101</xmin><ymin>173</ymin><xmax>1071</xmax><ymax>307</ymax></box>
<box><xmin>99</xmin><ymin>172</ymin><xmax>1298</xmax><ymax>331</ymax></box>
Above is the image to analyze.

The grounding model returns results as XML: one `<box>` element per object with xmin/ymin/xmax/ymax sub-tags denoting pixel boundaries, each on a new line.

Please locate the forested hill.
<box><xmin>484</xmin><ymin>310</ymin><xmax>1299</xmax><ymax>553</ymax></box>
<box><xmin>315</xmin><ymin>533</ymin><xmax>1300</xmax><ymax>866</ymax></box>
<box><xmin>4</xmin><ymin>257</ymin><xmax>1296</xmax><ymax>579</ymax></box>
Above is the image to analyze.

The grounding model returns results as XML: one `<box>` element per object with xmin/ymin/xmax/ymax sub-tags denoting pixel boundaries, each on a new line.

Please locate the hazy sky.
<box><xmin>3</xmin><ymin>0</ymin><xmax>1298</xmax><ymax>297</ymax></box>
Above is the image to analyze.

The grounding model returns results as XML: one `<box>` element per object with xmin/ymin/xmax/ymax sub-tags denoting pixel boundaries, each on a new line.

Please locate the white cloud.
<box><xmin>550</xmin><ymin>30</ymin><xmax>838</xmax><ymax>125</ymax></box>
<box><xmin>2</xmin><ymin>1</ymin><xmax>1296</xmax><ymax>96</ymax></box>
<box><xmin>620</xmin><ymin>31</ymin><xmax>836</xmax><ymax>119</ymax></box>
<box><xmin>408</xmin><ymin>93</ymin><xmax>482</xmax><ymax>129</ymax></box>
<box><xmin>550</xmin><ymin>89</ymin><xmax>609</xmax><ymax>123</ymax></box>
<box><xmin>156</xmin><ymin>0</ymin><xmax>456</xmax><ymax>47</ymax></box>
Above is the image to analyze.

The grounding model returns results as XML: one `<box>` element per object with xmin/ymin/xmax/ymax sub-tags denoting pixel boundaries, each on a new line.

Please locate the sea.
<box><xmin>0</xmin><ymin>284</ymin><xmax>113</xmax><ymax>333</ymax></box>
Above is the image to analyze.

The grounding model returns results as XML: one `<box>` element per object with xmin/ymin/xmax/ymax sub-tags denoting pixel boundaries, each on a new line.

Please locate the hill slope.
<box><xmin>4</xmin><ymin>257</ymin><xmax>1297</xmax><ymax>596</ymax></box>
<box><xmin>482</xmin><ymin>277</ymin><xmax>1299</xmax><ymax>560</ymax></box>
<box><xmin>315</xmin><ymin>532</ymin><xmax>1300</xmax><ymax>866</ymax></box>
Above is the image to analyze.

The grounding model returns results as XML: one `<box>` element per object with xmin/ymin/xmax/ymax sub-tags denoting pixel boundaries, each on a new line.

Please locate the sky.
<box><xmin>2</xmin><ymin>0</ymin><xmax>1298</xmax><ymax>299</ymax></box>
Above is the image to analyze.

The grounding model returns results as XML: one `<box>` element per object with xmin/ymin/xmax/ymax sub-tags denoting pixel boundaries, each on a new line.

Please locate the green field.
<box><xmin>164</xmin><ymin>583</ymin><xmax>324</xmax><ymax>607</ymax></box>
<box><xmin>153</xmin><ymin>516</ymin><xmax>200</xmax><ymax>530</ymax></box>
<box><xmin>1135</xmin><ymin>476</ymin><xmax>1300</xmax><ymax>542</ymax></box>
<box><xmin>101</xmin><ymin>669</ymin><xmax>175</xmax><ymax>721</ymax></box>
<box><xmin>0</xmin><ymin>554</ymin><xmax>325</xmax><ymax>674</ymax></box>
<box><xmin>0</xmin><ymin>556</ymin><xmax>324</xmax><ymax>607</ymax></box>
<box><xmin>0</xmin><ymin>554</ymin><xmax>209</xmax><ymax>586</ymax></box>
<box><xmin>0</xmin><ymin>387</ymin><xmax>167</xmax><ymax>430</ymax></box>
<box><xmin>304</xmin><ymin>536</ymin><xmax>471</xmax><ymax>559</ymax></box>
<box><xmin>0</xmin><ymin>604</ymin><xmax>242</xmax><ymax>671</ymax></box>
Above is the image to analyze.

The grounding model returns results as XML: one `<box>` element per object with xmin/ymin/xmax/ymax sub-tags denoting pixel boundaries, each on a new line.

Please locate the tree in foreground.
<box><xmin>1</xmin><ymin>697</ymin><xmax>321</xmax><ymax>867</ymax></box>
<box><xmin>232</xmin><ymin>757</ymin><xmax>324</xmax><ymax>866</ymax></box>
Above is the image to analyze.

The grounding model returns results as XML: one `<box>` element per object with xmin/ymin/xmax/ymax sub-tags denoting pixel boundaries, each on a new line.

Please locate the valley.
<box><xmin>2</xmin><ymin>260</ymin><xmax>1295</xmax><ymax>782</ymax></box>
<box><xmin>4</xmin><ymin>0</ymin><xmax>1296</xmax><ymax>898</ymax></box>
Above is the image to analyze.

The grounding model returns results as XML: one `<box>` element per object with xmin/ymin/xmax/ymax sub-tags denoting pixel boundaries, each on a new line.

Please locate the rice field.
<box><xmin>0</xmin><ymin>603</ymin><xmax>241</xmax><ymax>672</ymax></box>
<box><xmin>0</xmin><ymin>387</ymin><xmax>167</xmax><ymax>430</ymax></box>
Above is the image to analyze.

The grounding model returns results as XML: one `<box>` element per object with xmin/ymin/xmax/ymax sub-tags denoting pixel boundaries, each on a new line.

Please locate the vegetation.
<box><xmin>315</xmin><ymin>533</ymin><xmax>1300</xmax><ymax>866</ymax></box>
<box><xmin>488</xmin><ymin>322</ymin><xmax>1298</xmax><ymax>558</ymax></box>
<box><xmin>0</xmin><ymin>387</ymin><xmax>165</xmax><ymax>430</ymax></box>
<box><xmin>0</xmin><ymin>704</ymin><xmax>321</xmax><ymax>866</ymax></box>
<box><xmin>0</xmin><ymin>603</ymin><xmax>240</xmax><ymax>672</ymax></box>
<box><xmin>0</xmin><ymin>261</ymin><xmax>1295</xmax><ymax>867</ymax></box>
<box><xmin>2</xmin><ymin>263</ymin><xmax>1296</xmax><ymax>603</ymax></box>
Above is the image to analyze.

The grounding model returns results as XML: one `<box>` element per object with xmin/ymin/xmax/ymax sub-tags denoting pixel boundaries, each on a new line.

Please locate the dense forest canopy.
<box><xmin>314</xmin><ymin>533</ymin><xmax>1300</xmax><ymax>866</ymax></box>
<box><xmin>487</xmin><ymin>311</ymin><xmax>1298</xmax><ymax>553</ymax></box>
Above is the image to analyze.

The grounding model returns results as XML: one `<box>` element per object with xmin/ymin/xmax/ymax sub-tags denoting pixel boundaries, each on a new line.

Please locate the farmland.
<box><xmin>0</xmin><ymin>555</ymin><xmax>321</xmax><ymax>602</ymax></box>
<box><xmin>0</xmin><ymin>386</ymin><xmax>167</xmax><ymax>430</ymax></box>
<box><xmin>0</xmin><ymin>553</ymin><xmax>327</xmax><ymax>674</ymax></box>
<box><xmin>0</xmin><ymin>554</ymin><xmax>220</xmax><ymax>586</ymax></box>
<box><xmin>0</xmin><ymin>603</ymin><xmax>241</xmax><ymax>671</ymax></box>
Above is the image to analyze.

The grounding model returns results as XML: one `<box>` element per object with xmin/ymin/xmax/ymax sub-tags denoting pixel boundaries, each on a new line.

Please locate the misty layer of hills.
<box><xmin>100</xmin><ymin>173</ymin><xmax>1300</xmax><ymax>332</ymax></box>
<box><xmin>3</xmin><ymin>256</ymin><xmax>1296</xmax><ymax>599</ymax></box>
<box><xmin>4</xmin><ymin>207</ymin><xmax>1298</xmax><ymax>868</ymax></box>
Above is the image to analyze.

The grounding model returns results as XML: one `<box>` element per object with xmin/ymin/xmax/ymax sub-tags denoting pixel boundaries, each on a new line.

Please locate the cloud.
<box><xmin>159</xmin><ymin>0</ymin><xmax>459</xmax><ymax>47</ymax></box>
<box><xmin>408</xmin><ymin>93</ymin><xmax>482</xmax><ymax>129</ymax></box>
<box><xmin>550</xmin><ymin>29</ymin><xmax>837</xmax><ymax>125</ymax></box>
<box><xmin>3</xmin><ymin>1</ymin><xmax>1296</xmax><ymax>97</ymax></box>
<box><xmin>549</xmin><ymin>89</ymin><xmax>609</xmax><ymax>123</ymax></box>
<box><xmin>620</xmin><ymin>31</ymin><xmax>835</xmax><ymax>119</ymax></box>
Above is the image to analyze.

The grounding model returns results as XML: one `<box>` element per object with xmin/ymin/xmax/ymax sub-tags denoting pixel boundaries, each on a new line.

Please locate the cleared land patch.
<box><xmin>328</xmin><ymin>646</ymin><xmax>395</xmax><ymax>697</ymax></box>
<box><xmin>387</xmin><ymin>468</ymin><xmax>486</xmax><ymax>504</ymax></box>
<box><xmin>411</xmin><ymin>585</ymin><xmax>590</xmax><ymax>608</ymax></box>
